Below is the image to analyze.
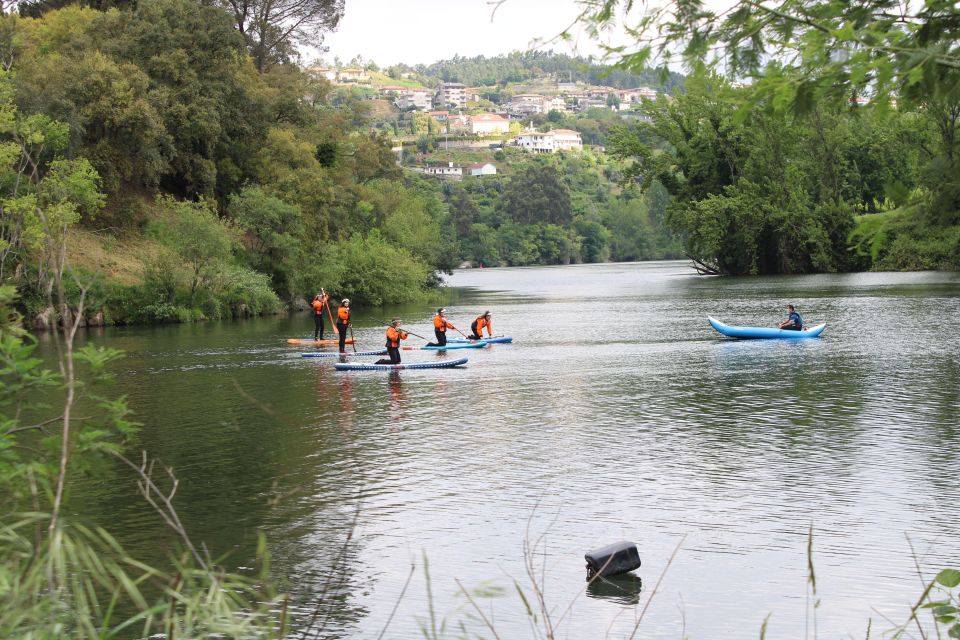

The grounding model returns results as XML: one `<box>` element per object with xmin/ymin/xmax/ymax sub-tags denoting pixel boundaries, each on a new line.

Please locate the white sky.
<box><xmin>315</xmin><ymin>0</ymin><xmax>607</xmax><ymax>67</ymax></box>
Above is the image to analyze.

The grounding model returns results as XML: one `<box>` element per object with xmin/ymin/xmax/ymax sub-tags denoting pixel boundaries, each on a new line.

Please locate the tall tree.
<box><xmin>211</xmin><ymin>0</ymin><xmax>344</xmax><ymax>71</ymax></box>
<box><xmin>498</xmin><ymin>163</ymin><xmax>572</xmax><ymax>226</ymax></box>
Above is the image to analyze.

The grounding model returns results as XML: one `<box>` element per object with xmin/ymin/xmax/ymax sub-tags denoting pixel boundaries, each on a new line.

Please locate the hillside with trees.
<box><xmin>1</xmin><ymin>0</ymin><xmax>454</xmax><ymax>328</ymax></box>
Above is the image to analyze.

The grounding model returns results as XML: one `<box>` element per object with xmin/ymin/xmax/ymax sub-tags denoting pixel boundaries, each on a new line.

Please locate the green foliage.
<box><xmin>608</xmin><ymin>73</ymin><xmax>863</xmax><ymax>274</ymax></box>
<box><xmin>413</xmin><ymin>50</ymin><xmax>684</xmax><ymax>92</ymax></box>
<box><xmin>499</xmin><ymin>163</ymin><xmax>573</xmax><ymax>225</ymax></box>
<box><xmin>296</xmin><ymin>232</ymin><xmax>430</xmax><ymax>306</ymax></box>
<box><xmin>584</xmin><ymin>0</ymin><xmax>960</xmax><ymax>271</ymax></box>
<box><xmin>151</xmin><ymin>196</ymin><xmax>237</xmax><ymax>302</ymax></box>
<box><xmin>228</xmin><ymin>185</ymin><xmax>303</xmax><ymax>298</ymax></box>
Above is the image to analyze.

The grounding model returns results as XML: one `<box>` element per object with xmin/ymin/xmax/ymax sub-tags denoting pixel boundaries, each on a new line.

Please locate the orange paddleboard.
<box><xmin>287</xmin><ymin>338</ymin><xmax>356</xmax><ymax>346</ymax></box>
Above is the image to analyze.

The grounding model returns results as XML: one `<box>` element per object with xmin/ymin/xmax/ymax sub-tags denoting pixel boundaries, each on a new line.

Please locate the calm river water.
<box><xmin>58</xmin><ymin>261</ymin><xmax>960</xmax><ymax>639</ymax></box>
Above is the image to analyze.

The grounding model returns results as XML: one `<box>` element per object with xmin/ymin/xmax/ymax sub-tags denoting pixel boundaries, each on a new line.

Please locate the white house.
<box><xmin>307</xmin><ymin>66</ymin><xmax>337</xmax><ymax>81</ymax></box>
<box><xmin>423</xmin><ymin>162</ymin><xmax>463</xmax><ymax>179</ymax></box>
<box><xmin>468</xmin><ymin>163</ymin><xmax>497</xmax><ymax>177</ymax></box>
<box><xmin>435</xmin><ymin>82</ymin><xmax>467</xmax><ymax>109</ymax></box>
<box><xmin>549</xmin><ymin>129</ymin><xmax>583</xmax><ymax>151</ymax></box>
<box><xmin>514</xmin><ymin>129</ymin><xmax>582</xmax><ymax>153</ymax></box>
<box><xmin>515</xmin><ymin>130</ymin><xmax>554</xmax><ymax>154</ymax></box>
<box><xmin>395</xmin><ymin>90</ymin><xmax>432</xmax><ymax>111</ymax></box>
<box><xmin>470</xmin><ymin>113</ymin><xmax>510</xmax><ymax>135</ymax></box>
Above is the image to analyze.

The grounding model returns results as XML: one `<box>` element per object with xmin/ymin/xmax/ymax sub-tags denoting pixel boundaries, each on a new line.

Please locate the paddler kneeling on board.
<box><xmin>311</xmin><ymin>289</ymin><xmax>329</xmax><ymax>340</ymax></box>
<box><xmin>467</xmin><ymin>311</ymin><xmax>492</xmax><ymax>340</ymax></box>
<box><xmin>375</xmin><ymin>318</ymin><xmax>409</xmax><ymax>365</ymax></box>
<box><xmin>430</xmin><ymin>307</ymin><xmax>455</xmax><ymax>347</ymax></box>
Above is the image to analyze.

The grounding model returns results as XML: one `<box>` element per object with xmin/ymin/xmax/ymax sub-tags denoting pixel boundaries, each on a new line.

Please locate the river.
<box><xmin>57</xmin><ymin>261</ymin><xmax>960</xmax><ymax>638</ymax></box>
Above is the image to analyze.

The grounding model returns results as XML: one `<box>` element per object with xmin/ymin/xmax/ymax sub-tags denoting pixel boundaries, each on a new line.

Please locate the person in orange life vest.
<box><xmin>430</xmin><ymin>307</ymin><xmax>456</xmax><ymax>346</ymax></box>
<box><xmin>468</xmin><ymin>311</ymin><xmax>492</xmax><ymax>339</ymax></box>
<box><xmin>336</xmin><ymin>298</ymin><xmax>351</xmax><ymax>353</ymax></box>
<box><xmin>311</xmin><ymin>290</ymin><xmax>329</xmax><ymax>340</ymax></box>
<box><xmin>375</xmin><ymin>318</ymin><xmax>409</xmax><ymax>365</ymax></box>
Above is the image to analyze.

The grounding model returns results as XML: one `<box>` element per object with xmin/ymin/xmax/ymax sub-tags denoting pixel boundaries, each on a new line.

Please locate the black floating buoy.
<box><xmin>585</xmin><ymin>541</ymin><xmax>641</xmax><ymax>581</ymax></box>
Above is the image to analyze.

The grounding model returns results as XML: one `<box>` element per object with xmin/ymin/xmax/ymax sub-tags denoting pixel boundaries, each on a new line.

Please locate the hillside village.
<box><xmin>306</xmin><ymin>62</ymin><xmax>666</xmax><ymax>179</ymax></box>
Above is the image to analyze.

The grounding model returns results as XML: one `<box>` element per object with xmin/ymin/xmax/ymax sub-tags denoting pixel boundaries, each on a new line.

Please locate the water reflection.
<box><xmin>387</xmin><ymin>372</ymin><xmax>404</xmax><ymax>430</ymax></box>
<box><xmin>586</xmin><ymin>573</ymin><xmax>644</xmax><ymax>606</ymax></box>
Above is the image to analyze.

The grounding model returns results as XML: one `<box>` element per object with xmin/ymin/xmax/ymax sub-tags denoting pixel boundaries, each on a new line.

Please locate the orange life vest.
<box><xmin>312</xmin><ymin>298</ymin><xmax>326</xmax><ymax>316</ymax></box>
<box><xmin>337</xmin><ymin>306</ymin><xmax>350</xmax><ymax>324</ymax></box>
<box><xmin>386</xmin><ymin>326</ymin><xmax>408</xmax><ymax>348</ymax></box>
<box><xmin>474</xmin><ymin>315</ymin><xmax>491</xmax><ymax>336</ymax></box>
<box><xmin>433</xmin><ymin>315</ymin><xmax>454</xmax><ymax>331</ymax></box>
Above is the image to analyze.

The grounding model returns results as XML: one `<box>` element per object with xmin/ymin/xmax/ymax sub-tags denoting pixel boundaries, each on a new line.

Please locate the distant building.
<box><xmin>423</xmin><ymin>162</ymin><xmax>463</xmax><ymax>179</ymax></box>
<box><xmin>395</xmin><ymin>90</ymin><xmax>432</xmax><ymax>111</ymax></box>
<box><xmin>448</xmin><ymin>113</ymin><xmax>470</xmax><ymax>133</ymax></box>
<box><xmin>378</xmin><ymin>85</ymin><xmax>406</xmax><ymax>96</ymax></box>
<box><xmin>620</xmin><ymin>87</ymin><xmax>659</xmax><ymax>104</ymax></box>
<box><xmin>506</xmin><ymin>93</ymin><xmax>547</xmax><ymax>117</ymax></box>
<box><xmin>337</xmin><ymin>68</ymin><xmax>368</xmax><ymax>83</ymax></box>
<box><xmin>428</xmin><ymin>110</ymin><xmax>449</xmax><ymax>122</ymax></box>
<box><xmin>549</xmin><ymin>129</ymin><xmax>582</xmax><ymax>151</ymax></box>
<box><xmin>468</xmin><ymin>163</ymin><xmax>497</xmax><ymax>177</ymax></box>
<box><xmin>435</xmin><ymin>82</ymin><xmax>467</xmax><ymax>109</ymax></box>
<box><xmin>545</xmin><ymin>96</ymin><xmax>567</xmax><ymax>113</ymax></box>
<box><xmin>515</xmin><ymin>130</ymin><xmax>553</xmax><ymax>154</ymax></box>
<box><xmin>470</xmin><ymin>113</ymin><xmax>510</xmax><ymax>135</ymax></box>
<box><xmin>306</xmin><ymin>66</ymin><xmax>337</xmax><ymax>82</ymax></box>
<box><xmin>515</xmin><ymin>128</ymin><xmax>583</xmax><ymax>153</ymax></box>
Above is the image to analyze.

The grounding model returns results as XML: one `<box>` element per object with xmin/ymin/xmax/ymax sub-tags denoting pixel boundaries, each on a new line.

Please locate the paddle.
<box><xmin>376</xmin><ymin>319</ymin><xmax>428</xmax><ymax>341</ymax></box>
<box><xmin>452</xmin><ymin>326</ymin><xmax>474</xmax><ymax>341</ymax></box>
<box><xmin>322</xmin><ymin>297</ymin><xmax>339</xmax><ymax>335</ymax></box>
<box><xmin>348</xmin><ymin>323</ymin><xmax>357</xmax><ymax>353</ymax></box>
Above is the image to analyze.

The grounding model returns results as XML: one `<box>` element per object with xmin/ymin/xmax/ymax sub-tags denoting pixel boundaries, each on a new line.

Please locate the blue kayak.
<box><xmin>408</xmin><ymin>341</ymin><xmax>488</xmax><ymax>350</ymax></box>
<box><xmin>334</xmin><ymin>357</ymin><xmax>469</xmax><ymax>371</ymax></box>
<box><xmin>301</xmin><ymin>350</ymin><xmax>387</xmax><ymax>358</ymax></box>
<box><xmin>708</xmin><ymin>316</ymin><xmax>826</xmax><ymax>339</ymax></box>
<box><xmin>448</xmin><ymin>336</ymin><xmax>513</xmax><ymax>344</ymax></box>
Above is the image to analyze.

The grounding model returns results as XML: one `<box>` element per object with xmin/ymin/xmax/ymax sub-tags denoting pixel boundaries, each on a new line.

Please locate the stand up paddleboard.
<box><xmin>287</xmin><ymin>338</ymin><xmax>355</xmax><ymax>346</ymax></box>
<box><xmin>301</xmin><ymin>350</ymin><xmax>387</xmax><ymax>358</ymax></box>
<box><xmin>334</xmin><ymin>357</ymin><xmax>469</xmax><ymax>371</ymax></box>
<box><xmin>404</xmin><ymin>341</ymin><xmax>488</xmax><ymax>351</ymax></box>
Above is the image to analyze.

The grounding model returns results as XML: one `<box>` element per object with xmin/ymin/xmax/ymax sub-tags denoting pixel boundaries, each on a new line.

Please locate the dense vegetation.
<box><xmin>0</xmin><ymin>0</ymin><xmax>459</xmax><ymax>326</ymax></box>
<box><xmin>440</xmin><ymin>149</ymin><xmax>679</xmax><ymax>266</ymax></box>
<box><xmin>590</xmin><ymin>0</ymin><xmax>960</xmax><ymax>274</ymax></box>
<box><xmin>389</xmin><ymin>50</ymin><xmax>685</xmax><ymax>92</ymax></box>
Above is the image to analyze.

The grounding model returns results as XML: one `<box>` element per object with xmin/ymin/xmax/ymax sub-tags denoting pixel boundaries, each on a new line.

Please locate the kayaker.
<box><xmin>375</xmin><ymin>318</ymin><xmax>409</xmax><ymax>365</ymax></box>
<box><xmin>778</xmin><ymin>304</ymin><xmax>804</xmax><ymax>331</ymax></box>
<box><xmin>468</xmin><ymin>311</ymin><xmax>492</xmax><ymax>339</ymax></box>
<box><xmin>336</xmin><ymin>298</ymin><xmax>351</xmax><ymax>352</ymax></box>
<box><xmin>311</xmin><ymin>290</ymin><xmax>328</xmax><ymax>340</ymax></box>
<box><xmin>431</xmin><ymin>307</ymin><xmax>456</xmax><ymax>347</ymax></box>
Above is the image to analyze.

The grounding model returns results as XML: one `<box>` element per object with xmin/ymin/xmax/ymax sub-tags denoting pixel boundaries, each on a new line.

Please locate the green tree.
<box><xmin>498</xmin><ymin>163</ymin><xmax>572</xmax><ymax>225</ymax></box>
<box><xmin>154</xmin><ymin>196</ymin><xmax>237</xmax><ymax>303</ymax></box>
<box><xmin>227</xmin><ymin>186</ymin><xmax>302</xmax><ymax>298</ymax></box>
<box><xmin>212</xmin><ymin>0</ymin><xmax>344</xmax><ymax>71</ymax></box>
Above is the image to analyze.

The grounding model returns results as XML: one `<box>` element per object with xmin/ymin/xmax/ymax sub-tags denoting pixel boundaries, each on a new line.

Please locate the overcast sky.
<box><xmin>315</xmin><ymin>0</ymin><xmax>608</xmax><ymax>67</ymax></box>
